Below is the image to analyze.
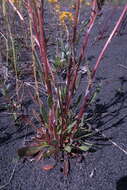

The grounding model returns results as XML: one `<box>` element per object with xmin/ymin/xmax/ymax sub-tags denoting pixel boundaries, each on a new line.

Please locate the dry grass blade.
<box><xmin>95</xmin><ymin>129</ymin><xmax>127</xmax><ymax>155</ymax></box>
<box><xmin>8</xmin><ymin>0</ymin><xmax>24</xmax><ymax>21</ymax></box>
<box><xmin>0</xmin><ymin>159</ymin><xmax>18</xmax><ymax>189</ymax></box>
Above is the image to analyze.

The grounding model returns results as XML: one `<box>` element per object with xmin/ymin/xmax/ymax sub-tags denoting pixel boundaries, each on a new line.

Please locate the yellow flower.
<box><xmin>59</xmin><ymin>11</ymin><xmax>73</xmax><ymax>23</ymax></box>
<box><xmin>85</xmin><ymin>1</ymin><xmax>91</xmax><ymax>6</ymax></box>
<box><xmin>11</xmin><ymin>0</ymin><xmax>18</xmax><ymax>3</ymax></box>
<box><xmin>80</xmin><ymin>0</ymin><xmax>91</xmax><ymax>6</ymax></box>
<box><xmin>10</xmin><ymin>0</ymin><xmax>19</xmax><ymax>5</ymax></box>
<box><xmin>48</xmin><ymin>0</ymin><xmax>58</xmax><ymax>3</ymax></box>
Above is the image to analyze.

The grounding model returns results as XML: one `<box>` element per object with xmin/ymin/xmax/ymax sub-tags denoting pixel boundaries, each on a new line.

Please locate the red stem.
<box><xmin>78</xmin><ymin>0</ymin><xmax>98</xmax><ymax>63</ymax></box>
<box><xmin>92</xmin><ymin>4</ymin><xmax>127</xmax><ymax>79</ymax></box>
<box><xmin>72</xmin><ymin>0</ymin><xmax>81</xmax><ymax>44</ymax></box>
<box><xmin>72</xmin><ymin>4</ymin><xmax>127</xmax><ymax>135</ymax></box>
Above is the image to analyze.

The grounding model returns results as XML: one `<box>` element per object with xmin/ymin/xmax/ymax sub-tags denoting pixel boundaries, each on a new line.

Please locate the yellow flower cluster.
<box><xmin>11</xmin><ymin>0</ymin><xmax>18</xmax><ymax>4</ymax></box>
<box><xmin>48</xmin><ymin>0</ymin><xmax>73</xmax><ymax>25</ymax></box>
<box><xmin>59</xmin><ymin>11</ymin><xmax>73</xmax><ymax>24</ymax></box>
<box><xmin>9</xmin><ymin>0</ymin><xmax>20</xmax><ymax>6</ymax></box>
<box><xmin>48</xmin><ymin>0</ymin><xmax>58</xmax><ymax>3</ymax></box>
<box><xmin>81</xmin><ymin>0</ymin><xmax>91</xmax><ymax>6</ymax></box>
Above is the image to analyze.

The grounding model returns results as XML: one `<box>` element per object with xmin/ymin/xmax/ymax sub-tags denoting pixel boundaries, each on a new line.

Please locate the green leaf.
<box><xmin>65</xmin><ymin>121</ymin><xmax>76</xmax><ymax>134</ymax></box>
<box><xmin>89</xmin><ymin>81</ymin><xmax>102</xmax><ymax>104</ymax></box>
<box><xmin>75</xmin><ymin>73</ymin><xmax>82</xmax><ymax>90</ymax></box>
<box><xmin>18</xmin><ymin>146</ymin><xmax>42</xmax><ymax>158</ymax></box>
<box><xmin>57</xmin><ymin>127</ymin><xmax>62</xmax><ymax>135</ymax></box>
<box><xmin>61</xmin><ymin>87</ymin><xmax>66</xmax><ymax>99</ymax></box>
<box><xmin>18</xmin><ymin>143</ymin><xmax>49</xmax><ymax>158</ymax></box>
<box><xmin>47</xmin><ymin>95</ymin><xmax>53</xmax><ymax>108</ymax></box>
<box><xmin>44</xmin><ymin>146</ymin><xmax>56</xmax><ymax>157</ymax></box>
<box><xmin>54</xmin><ymin>57</ymin><xmax>62</xmax><ymax>69</ymax></box>
<box><xmin>51</xmin><ymin>140</ymin><xmax>58</xmax><ymax>146</ymax></box>
<box><xmin>75</xmin><ymin>94</ymin><xmax>82</xmax><ymax>106</ymax></box>
<box><xmin>64</xmin><ymin>145</ymin><xmax>72</xmax><ymax>153</ymax></box>
<box><xmin>83</xmin><ymin>142</ymin><xmax>93</xmax><ymax>146</ymax></box>
<box><xmin>79</xmin><ymin>113</ymin><xmax>85</xmax><ymax>128</ymax></box>
<box><xmin>79</xmin><ymin>132</ymin><xmax>94</xmax><ymax>138</ymax></box>
<box><xmin>40</xmin><ymin>105</ymin><xmax>48</xmax><ymax>124</ymax></box>
<box><xmin>78</xmin><ymin>145</ymin><xmax>91</xmax><ymax>152</ymax></box>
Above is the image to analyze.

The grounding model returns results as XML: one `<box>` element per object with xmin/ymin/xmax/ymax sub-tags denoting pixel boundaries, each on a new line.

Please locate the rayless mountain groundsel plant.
<box><xmin>6</xmin><ymin>0</ymin><xmax>127</xmax><ymax>175</ymax></box>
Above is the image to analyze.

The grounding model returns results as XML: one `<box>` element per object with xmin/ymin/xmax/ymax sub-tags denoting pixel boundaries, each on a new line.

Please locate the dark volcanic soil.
<box><xmin>0</xmin><ymin>5</ymin><xmax>127</xmax><ymax>190</ymax></box>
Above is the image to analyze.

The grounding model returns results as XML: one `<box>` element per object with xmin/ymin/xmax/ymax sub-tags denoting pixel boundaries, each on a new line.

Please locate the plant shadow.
<box><xmin>82</xmin><ymin>76</ymin><xmax>127</xmax><ymax>151</ymax></box>
<box><xmin>116</xmin><ymin>176</ymin><xmax>127</xmax><ymax>190</ymax></box>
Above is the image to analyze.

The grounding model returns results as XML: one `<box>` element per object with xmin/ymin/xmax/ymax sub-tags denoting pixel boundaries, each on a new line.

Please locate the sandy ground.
<box><xmin>0</xmin><ymin>5</ymin><xmax>127</xmax><ymax>190</ymax></box>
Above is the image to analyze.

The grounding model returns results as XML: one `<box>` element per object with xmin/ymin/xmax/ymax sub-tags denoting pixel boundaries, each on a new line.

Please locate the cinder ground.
<box><xmin>0</xmin><ymin>5</ymin><xmax>127</xmax><ymax>190</ymax></box>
